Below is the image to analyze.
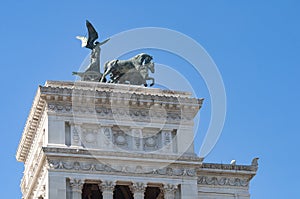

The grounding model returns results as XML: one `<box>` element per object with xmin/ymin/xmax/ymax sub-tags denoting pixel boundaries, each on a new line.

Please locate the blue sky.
<box><xmin>1</xmin><ymin>1</ymin><xmax>299</xmax><ymax>198</ymax></box>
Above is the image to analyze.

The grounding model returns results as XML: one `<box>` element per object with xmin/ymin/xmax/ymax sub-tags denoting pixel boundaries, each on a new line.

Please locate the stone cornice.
<box><xmin>40</xmin><ymin>81</ymin><xmax>203</xmax><ymax>112</ymax></box>
<box><xmin>43</xmin><ymin>146</ymin><xmax>203</xmax><ymax>163</ymax></box>
<box><xmin>44</xmin><ymin>80</ymin><xmax>193</xmax><ymax>98</ymax></box>
<box><xmin>16</xmin><ymin>87</ymin><xmax>46</xmax><ymax>162</ymax></box>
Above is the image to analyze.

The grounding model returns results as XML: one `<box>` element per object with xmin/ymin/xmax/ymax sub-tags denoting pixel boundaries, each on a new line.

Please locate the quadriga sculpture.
<box><xmin>100</xmin><ymin>53</ymin><xmax>155</xmax><ymax>87</ymax></box>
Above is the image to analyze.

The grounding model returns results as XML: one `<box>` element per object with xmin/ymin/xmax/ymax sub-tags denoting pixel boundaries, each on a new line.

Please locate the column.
<box><xmin>69</xmin><ymin>178</ymin><xmax>84</xmax><ymax>199</ymax></box>
<box><xmin>163</xmin><ymin>184</ymin><xmax>178</xmax><ymax>199</ymax></box>
<box><xmin>99</xmin><ymin>180</ymin><xmax>115</xmax><ymax>199</ymax></box>
<box><xmin>130</xmin><ymin>182</ymin><xmax>146</xmax><ymax>199</ymax></box>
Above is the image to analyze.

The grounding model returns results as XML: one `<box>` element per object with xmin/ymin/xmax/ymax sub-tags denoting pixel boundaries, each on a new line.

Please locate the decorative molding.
<box><xmin>47</xmin><ymin>159</ymin><xmax>197</xmax><ymax>177</ymax></box>
<box><xmin>114</xmin><ymin>131</ymin><xmax>128</xmax><ymax>147</ymax></box>
<box><xmin>198</xmin><ymin>176</ymin><xmax>249</xmax><ymax>187</ymax></box>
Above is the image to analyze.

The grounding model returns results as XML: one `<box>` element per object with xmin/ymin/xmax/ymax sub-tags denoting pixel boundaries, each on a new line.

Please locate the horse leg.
<box><xmin>100</xmin><ymin>66</ymin><xmax>110</xmax><ymax>82</ymax></box>
<box><xmin>146</xmin><ymin>77</ymin><xmax>155</xmax><ymax>87</ymax></box>
<box><xmin>100</xmin><ymin>72</ymin><xmax>106</xmax><ymax>82</ymax></box>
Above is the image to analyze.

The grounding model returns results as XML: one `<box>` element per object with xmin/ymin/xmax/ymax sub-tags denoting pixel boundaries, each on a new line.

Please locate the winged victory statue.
<box><xmin>72</xmin><ymin>20</ymin><xmax>109</xmax><ymax>81</ymax></box>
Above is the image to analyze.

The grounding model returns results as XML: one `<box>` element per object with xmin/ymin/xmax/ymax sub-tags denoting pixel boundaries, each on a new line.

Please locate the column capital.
<box><xmin>99</xmin><ymin>180</ymin><xmax>115</xmax><ymax>199</ymax></box>
<box><xmin>69</xmin><ymin>178</ymin><xmax>84</xmax><ymax>193</ymax></box>
<box><xmin>130</xmin><ymin>182</ymin><xmax>146</xmax><ymax>199</ymax></box>
<box><xmin>162</xmin><ymin>183</ymin><xmax>178</xmax><ymax>199</ymax></box>
<box><xmin>130</xmin><ymin>182</ymin><xmax>146</xmax><ymax>193</ymax></box>
<box><xmin>99</xmin><ymin>180</ymin><xmax>116</xmax><ymax>192</ymax></box>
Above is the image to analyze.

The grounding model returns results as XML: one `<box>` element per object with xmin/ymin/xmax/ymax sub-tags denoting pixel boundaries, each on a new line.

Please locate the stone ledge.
<box><xmin>43</xmin><ymin>146</ymin><xmax>203</xmax><ymax>163</ymax></box>
<box><xmin>200</xmin><ymin>162</ymin><xmax>258</xmax><ymax>172</ymax></box>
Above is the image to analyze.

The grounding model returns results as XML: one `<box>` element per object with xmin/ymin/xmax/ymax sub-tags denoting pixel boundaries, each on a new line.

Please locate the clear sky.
<box><xmin>1</xmin><ymin>1</ymin><xmax>299</xmax><ymax>198</ymax></box>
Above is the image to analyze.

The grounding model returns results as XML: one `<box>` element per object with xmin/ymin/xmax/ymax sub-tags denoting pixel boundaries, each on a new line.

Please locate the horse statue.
<box><xmin>100</xmin><ymin>53</ymin><xmax>155</xmax><ymax>87</ymax></box>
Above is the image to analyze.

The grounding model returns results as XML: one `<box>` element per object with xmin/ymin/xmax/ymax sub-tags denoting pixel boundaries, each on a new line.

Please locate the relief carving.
<box><xmin>47</xmin><ymin>159</ymin><xmax>196</xmax><ymax>177</ymax></box>
<box><xmin>197</xmin><ymin>176</ymin><xmax>249</xmax><ymax>187</ymax></box>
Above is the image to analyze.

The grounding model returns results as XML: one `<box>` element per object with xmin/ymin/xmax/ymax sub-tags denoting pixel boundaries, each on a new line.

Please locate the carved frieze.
<box><xmin>198</xmin><ymin>176</ymin><xmax>249</xmax><ymax>187</ymax></box>
<box><xmin>68</xmin><ymin>123</ymin><xmax>177</xmax><ymax>153</ymax></box>
<box><xmin>47</xmin><ymin>159</ymin><xmax>196</xmax><ymax>177</ymax></box>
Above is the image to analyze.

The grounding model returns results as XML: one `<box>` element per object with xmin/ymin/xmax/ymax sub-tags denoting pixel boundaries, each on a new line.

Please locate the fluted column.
<box><xmin>163</xmin><ymin>184</ymin><xmax>178</xmax><ymax>199</ymax></box>
<box><xmin>69</xmin><ymin>178</ymin><xmax>84</xmax><ymax>199</ymax></box>
<box><xmin>99</xmin><ymin>180</ymin><xmax>115</xmax><ymax>199</ymax></box>
<box><xmin>130</xmin><ymin>182</ymin><xmax>146</xmax><ymax>199</ymax></box>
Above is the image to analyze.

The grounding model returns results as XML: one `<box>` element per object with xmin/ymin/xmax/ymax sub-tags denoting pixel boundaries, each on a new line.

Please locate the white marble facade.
<box><xmin>16</xmin><ymin>81</ymin><xmax>258</xmax><ymax>199</ymax></box>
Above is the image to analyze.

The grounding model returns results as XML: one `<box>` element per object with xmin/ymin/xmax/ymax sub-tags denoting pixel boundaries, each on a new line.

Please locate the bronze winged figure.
<box><xmin>73</xmin><ymin>20</ymin><xmax>109</xmax><ymax>82</ymax></box>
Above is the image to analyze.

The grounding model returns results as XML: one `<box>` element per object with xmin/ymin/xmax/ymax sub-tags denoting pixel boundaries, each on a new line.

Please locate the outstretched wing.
<box><xmin>86</xmin><ymin>20</ymin><xmax>98</xmax><ymax>49</ymax></box>
<box><xmin>76</xmin><ymin>36</ymin><xmax>88</xmax><ymax>47</ymax></box>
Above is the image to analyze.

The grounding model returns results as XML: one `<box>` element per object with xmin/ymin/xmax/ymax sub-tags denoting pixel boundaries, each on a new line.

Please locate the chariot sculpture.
<box><xmin>73</xmin><ymin>20</ymin><xmax>155</xmax><ymax>87</ymax></box>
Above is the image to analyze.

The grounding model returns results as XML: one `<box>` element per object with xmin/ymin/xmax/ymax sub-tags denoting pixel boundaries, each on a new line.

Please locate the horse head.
<box><xmin>147</xmin><ymin>62</ymin><xmax>155</xmax><ymax>73</ymax></box>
